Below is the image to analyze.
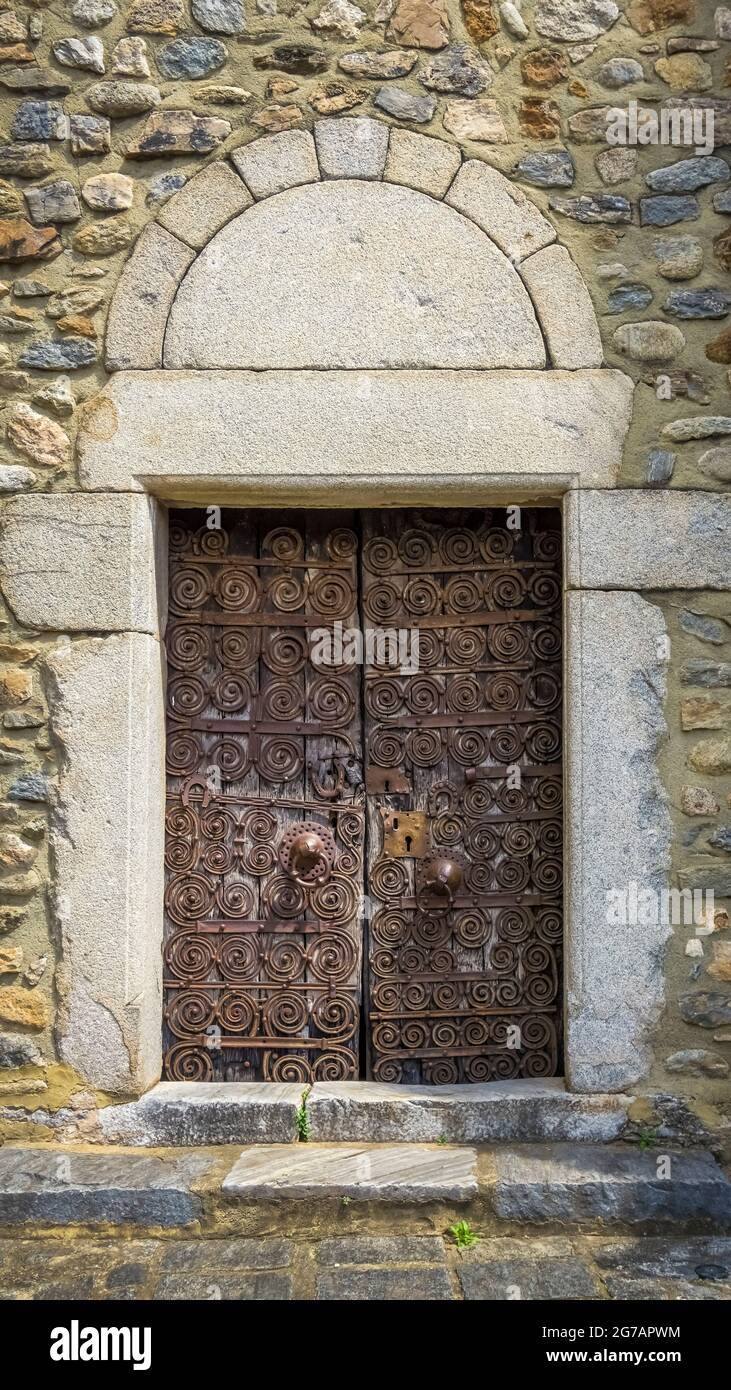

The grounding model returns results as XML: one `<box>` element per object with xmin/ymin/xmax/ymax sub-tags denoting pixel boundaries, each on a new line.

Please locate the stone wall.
<box><xmin>0</xmin><ymin>0</ymin><xmax>729</xmax><ymax>1125</ymax></box>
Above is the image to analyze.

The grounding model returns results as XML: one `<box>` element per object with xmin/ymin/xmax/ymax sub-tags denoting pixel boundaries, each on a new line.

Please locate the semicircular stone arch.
<box><xmin>105</xmin><ymin>119</ymin><xmax>604</xmax><ymax>376</ymax></box>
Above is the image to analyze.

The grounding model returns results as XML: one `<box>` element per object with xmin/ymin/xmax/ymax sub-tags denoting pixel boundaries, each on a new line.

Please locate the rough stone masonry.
<box><xmin>0</xmin><ymin>0</ymin><xmax>729</xmax><ymax>1147</ymax></box>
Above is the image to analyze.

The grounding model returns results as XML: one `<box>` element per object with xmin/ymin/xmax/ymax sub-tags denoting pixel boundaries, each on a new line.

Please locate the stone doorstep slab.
<box><xmin>492</xmin><ymin>1145</ymin><xmax>731</xmax><ymax>1229</ymax></box>
<box><xmin>98</xmin><ymin>1082</ymin><xmax>304</xmax><ymax>1146</ymax></box>
<box><xmin>0</xmin><ymin>1148</ymin><xmax>216</xmax><ymax>1227</ymax></box>
<box><xmin>95</xmin><ymin>1079</ymin><xmax>633</xmax><ymax>1147</ymax></box>
<box><xmin>222</xmin><ymin>1145</ymin><xmax>479</xmax><ymax>1203</ymax></box>
<box><xmin>306</xmin><ymin>1080</ymin><xmax>632</xmax><ymax>1144</ymax></box>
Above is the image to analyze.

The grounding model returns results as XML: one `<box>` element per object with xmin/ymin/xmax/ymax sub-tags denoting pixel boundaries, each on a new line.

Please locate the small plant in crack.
<box><xmin>435</xmin><ymin>1134</ymin><xmax>449</xmax><ymax>1146</ymax></box>
<box><xmin>296</xmin><ymin>1087</ymin><xmax>311</xmax><ymax>1142</ymax></box>
<box><xmin>636</xmin><ymin>1125</ymin><xmax>658</xmax><ymax>1151</ymax></box>
<box><xmin>450</xmin><ymin>1220</ymin><xmax>478</xmax><ymax>1251</ymax></box>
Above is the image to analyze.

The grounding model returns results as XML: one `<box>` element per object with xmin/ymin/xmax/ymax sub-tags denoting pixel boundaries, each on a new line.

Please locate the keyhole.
<box><xmin>405</xmin><ymin>834</ymin><xmax>413</xmax><ymax>853</ymax></box>
<box><xmin>384</xmin><ymin>780</ymin><xmax>390</xmax><ymax>793</ymax></box>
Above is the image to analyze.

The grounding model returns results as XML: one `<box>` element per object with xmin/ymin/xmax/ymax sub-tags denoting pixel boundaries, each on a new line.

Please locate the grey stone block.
<box><xmin>316</xmin><ymin>1236</ymin><xmax>446</xmax><ymax>1265</ymax></box>
<box><xmin>317</xmin><ymin>1267</ymin><xmax>453</xmax><ymax>1300</ymax></box>
<box><xmin>314</xmin><ymin>116</ymin><xmax>389</xmax><ymax>179</ymax></box>
<box><xmin>459</xmin><ymin>1256</ymin><xmax>600</xmax><ymax>1300</ymax></box>
<box><xmin>589</xmin><ymin>1236</ymin><xmax>731</xmax><ymax>1281</ymax></box>
<box><xmin>163</xmin><ymin>180</ymin><xmax>545</xmax><ymax>370</ymax></box>
<box><xmin>566</xmin><ymin>490</ymin><xmax>731</xmax><ymax>590</ymax></box>
<box><xmin>99</xmin><ymin>1082</ymin><xmax>301</xmax><ymax>1146</ymax></box>
<box><xmin>602</xmin><ymin>1274</ymin><xmax>731</xmax><ymax>1300</ymax></box>
<box><xmin>0</xmin><ymin>1150</ymin><xmax>213</xmax><ymax>1227</ymax></box>
<box><xmin>154</xmin><ymin>1272</ymin><xmax>293</xmax><ymax>1300</ymax></box>
<box><xmin>222</xmin><ymin>1144</ymin><xmax>478</xmax><ymax>1202</ymax></box>
<box><xmin>490</xmin><ymin>1145</ymin><xmax>731</xmax><ymax>1227</ymax></box>
<box><xmin>161</xmin><ymin>1238</ymin><xmax>293</xmax><ymax>1270</ymax></box>
<box><xmin>78</xmin><ymin>369</ymin><xmax>633</xmax><ymax>495</ymax></box>
<box><xmin>105</xmin><ymin>222</ymin><xmax>194</xmax><ymax>371</ymax></box>
<box><xmin>565</xmin><ymin>591</ymin><xmax>671</xmax><ymax>1093</ymax></box>
<box><xmin>307</xmin><ymin>1080</ymin><xmax>631</xmax><ymax>1144</ymax></box>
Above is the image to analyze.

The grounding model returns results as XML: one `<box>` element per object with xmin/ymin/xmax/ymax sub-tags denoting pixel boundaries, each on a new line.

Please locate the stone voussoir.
<box><xmin>314</xmin><ymin>115</ymin><xmax>389</xmax><ymax>180</ymax></box>
<box><xmin>105</xmin><ymin>222</ymin><xmax>195</xmax><ymax>372</ymax></box>
<box><xmin>520</xmin><ymin>242</ymin><xmax>603</xmax><ymax>368</ymax></box>
<box><xmin>446</xmin><ymin>158</ymin><xmax>556</xmax><ymax>262</ymax></box>
<box><xmin>384</xmin><ymin>128</ymin><xmax>462</xmax><ymax>199</ymax></box>
<box><xmin>231</xmin><ymin>130</ymin><xmax>321</xmax><ymax>199</ymax></box>
<box><xmin>157</xmin><ymin>160</ymin><xmax>252</xmax><ymax>250</ymax></box>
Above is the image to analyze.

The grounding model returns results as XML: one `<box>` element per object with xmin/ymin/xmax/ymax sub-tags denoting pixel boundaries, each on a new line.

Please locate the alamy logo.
<box><xmin>605</xmin><ymin>99</ymin><xmax>715</xmax><ymax>156</ymax></box>
<box><xmin>605</xmin><ymin>882</ymin><xmax>714</xmax><ymax>927</ymax></box>
<box><xmin>50</xmin><ymin>1321</ymin><xmax>151</xmax><ymax>1371</ymax></box>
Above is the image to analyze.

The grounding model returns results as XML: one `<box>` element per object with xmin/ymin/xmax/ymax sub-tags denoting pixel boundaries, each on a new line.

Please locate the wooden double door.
<box><xmin>163</xmin><ymin>508</ymin><xmax>563</xmax><ymax>1085</ymax></box>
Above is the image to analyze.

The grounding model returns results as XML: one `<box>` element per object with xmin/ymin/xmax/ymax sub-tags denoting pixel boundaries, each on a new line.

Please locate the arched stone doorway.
<box><xmin>3</xmin><ymin>119</ymin><xmax>681</xmax><ymax>1115</ymax></box>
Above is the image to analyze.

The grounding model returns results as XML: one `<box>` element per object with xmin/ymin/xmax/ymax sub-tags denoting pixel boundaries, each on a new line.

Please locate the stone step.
<box><xmin>222</xmin><ymin>1144</ymin><xmax>478</xmax><ymax>1203</ymax></box>
<box><xmin>0</xmin><ymin>1147</ymin><xmax>216</xmax><ymax>1228</ymax></box>
<box><xmin>95</xmin><ymin>1078</ymin><xmax>631</xmax><ymax>1147</ymax></box>
<box><xmin>491</xmin><ymin>1144</ymin><xmax>731</xmax><ymax>1230</ymax></box>
<box><xmin>99</xmin><ymin>1081</ymin><xmax>303</xmax><ymax>1147</ymax></box>
<box><xmin>306</xmin><ymin>1080</ymin><xmax>631</xmax><ymax>1145</ymax></box>
<box><xmin>2</xmin><ymin>1142</ymin><xmax>729</xmax><ymax>1234</ymax></box>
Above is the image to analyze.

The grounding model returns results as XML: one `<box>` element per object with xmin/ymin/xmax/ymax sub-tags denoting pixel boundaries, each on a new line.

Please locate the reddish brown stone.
<box><xmin>308</xmin><ymin>82</ymin><xmax>367</xmax><ymax>114</ymax></box>
<box><xmin>714</xmin><ymin>226</ymin><xmax>731</xmax><ymax>272</ymax></box>
<box><xmin>57</xmin><ymin>314</ymin><xmax>97</xmax><ymax>338</ymax></box>
<box><xmin>0</xmin><ymin>43</ymin><xmax>36</xmax><ymax>63</ymax></box>
<box><xmin>0</xmin><ymin>217</ymin><xmax>61</xmax><ymax>263</ymax></box>
<box><xmin>250</xmin><ymin>103</ymin><xmax>304</xmax><ymax>132</ymax></box>
<box><xmin>520</xmin><ymin>48</ymin><xmax>569</xmax><ymax>89</ymax></box>
<box><xmin>461</xmin><ymin>0</ymin><xmax>499</xmax><ymax>44</ymax></box>
<box><xmin>568</xmin><ymin>79</ymin><xmax>589</xmax><ymax>98</ymax></box>
<box><xmin>518</xmin><ymin>97</ymin><xmax>561</xmax><ymax>139</ymax></box>
<box><xmin>627</xmin><ymin>0</ymin><xmax>695</xmax><ymax>35</ymax></box>
<box><xmin>705</xmin><ymin>327</ymin><xmax>731</xmax><ymax>365</ymax></box>
<box><xmin>388</xmin><ymin>0</ymin><xmax>450</xmax><ymax>50</ymax></box>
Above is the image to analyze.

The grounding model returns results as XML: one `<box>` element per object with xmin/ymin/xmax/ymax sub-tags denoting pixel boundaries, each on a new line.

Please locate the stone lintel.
<box><xmin>77</xmin><ymin>369</ymin><xmax>634</xmax><ymax>496</ymax></box>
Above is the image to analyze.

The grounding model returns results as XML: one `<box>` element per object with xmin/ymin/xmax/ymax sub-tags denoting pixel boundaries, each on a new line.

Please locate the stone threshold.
<box><xmin>95</xmin><ymin>1078</ymin><xmax>634</xmax><ymax>1148</ymax></box>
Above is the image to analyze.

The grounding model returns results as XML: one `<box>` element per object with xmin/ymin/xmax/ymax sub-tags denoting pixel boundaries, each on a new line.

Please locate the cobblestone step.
<box><xmin>2</xmin><ymin>1235</ymin><xmax>730</xmax><ymax>1302</ymax></box>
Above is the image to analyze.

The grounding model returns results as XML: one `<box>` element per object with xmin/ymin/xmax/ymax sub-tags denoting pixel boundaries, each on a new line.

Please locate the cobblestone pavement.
<box><xmin>2</xmin><ymin>1235</ymin><xmax>731</xmax><ymax>1301</ymax></box>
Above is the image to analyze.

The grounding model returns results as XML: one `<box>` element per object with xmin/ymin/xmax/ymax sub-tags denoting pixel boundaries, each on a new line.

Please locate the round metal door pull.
<box><xmin>279</xmin><ymin>821</ymin><xmax>337</xmax><ymax>887</ymax></box>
